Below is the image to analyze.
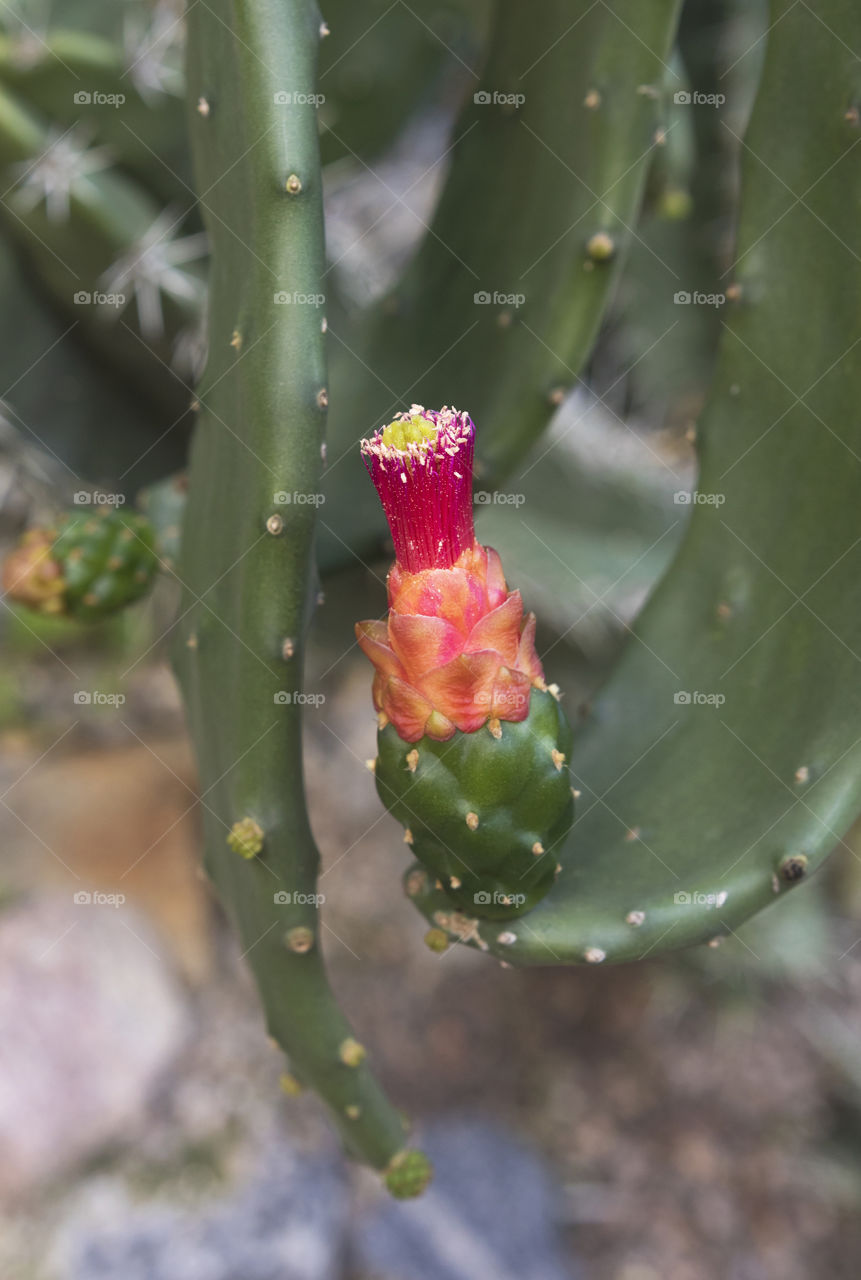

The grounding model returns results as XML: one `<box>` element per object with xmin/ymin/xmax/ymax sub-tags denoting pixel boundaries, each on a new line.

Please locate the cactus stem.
<box><xmin>584</xmin><ymin>947</ymin><xmax>606</xmax><ymax>964</ymax></box>
<box><xmin>532</xmin><ymin>841</ymin><xmax>544</xmax><ymax>856</ymax></box>
<box><xmin>227</xmin><ymin>817</ymin><xmax>264</xmax><ymax>859</ymax></box>
<box><xmin>339</xmin><ymin>1037</ymin><xmax>366</xmax><ymax>1067</ymax></box>
<box><xmin>266</xmin><ymin>514</ymin><xmax>284</xmax><ymax>535</ymax></box>
<box><xmin>282</xmin><ymin>637</ymin><xmax>295</xmax><ymax>659</ymax></box>
<box><xmin>465</xmin><ymin>811</ymin><xmax>479</xmax><ymax>830</ymax></box>
<box><xmin>626</xmin><ymin>910</ymin><xmax>646</xmax><ymax>927</ymax></box>
<box><xmin>405</xmin><ymin>749</ymin><xmax>419</xmax><ymax>773</ymax></box>
<box><xmin>285</xmin><ymin>172</ymin><xmax>302</xmax><ymax>194</ymax></box>
<box><xmin>285</xmin><ymin>926</ymin><xmax>315</xmax><ymax>954</ymax></box>
<box><xmin>552</xmin><ymin>749</ymin><xmax>566</xmax><ymax>771</ymax></box>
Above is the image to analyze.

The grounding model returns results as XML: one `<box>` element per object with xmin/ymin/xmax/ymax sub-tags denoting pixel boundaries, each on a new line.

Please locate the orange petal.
<box><xmin>388</xmin><ymin>612</ymin><xmax>464</xmax><ymax>680</ymax></box>
<box><xmin>381</xmin><ymin>675</ymin><xmax>435</xmax><ymax>743</ymax></box>
<box><xmin>490</xmin><ymin>666</ymin><xmax>532</xmax><ymax>722</ymax></box>
<box><xmin>355</xmin><ymin>619</ymin><xmax>405</xmax><ymax>681</ymax></box>
<box><xmin>419</xmin><ymin>650</ymin><xmax>499</xmax><ymax>734</ymax></box>
<box><xmin>483</xmin><ymin>545</ymin><xmax>508</xmax><ymax>608</ymax></box>
<box><xmin>464</xmin><ymin>590</ymin><xmax>523</xmax><ymax>665</ymax></box>
<box><xmin>516</xmin><ymin>611</ymin><xmax>545</xmax><ymax>684</ymax></box>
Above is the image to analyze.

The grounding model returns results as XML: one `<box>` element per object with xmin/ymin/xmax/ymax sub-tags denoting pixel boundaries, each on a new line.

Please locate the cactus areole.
<box><xmin>357</xmin><ymin>407</ymin><xmax>574</xmax><ymax>920</ymax></box>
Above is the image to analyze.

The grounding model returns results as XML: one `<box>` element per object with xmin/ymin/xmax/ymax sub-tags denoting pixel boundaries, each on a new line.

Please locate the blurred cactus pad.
<box><xmin>2</xmin><ymin>0</ymin><xmax>860</xmax><ymax>1191</ymax></box>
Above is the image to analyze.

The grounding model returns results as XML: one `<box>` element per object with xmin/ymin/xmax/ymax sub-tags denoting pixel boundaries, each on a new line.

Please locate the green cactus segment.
<box><xmin>3</xmin><ymin>508</ymin><xmax>158</xmax><ymax>621</ymax></box>
<box><xmin>176</xmin><ymin>0</ymin><xmax>417</xmax><ymax>1182</ymax></box>
<box><xmin>320</xmin><ymin>0</ymin><xmax>684</xmax><ymax>569</ymax></box>
<box><xmin>377</xmin><ymin>689</ymin><xmax>573</xmax><ymax>921</ymax></box>
<box><xmin>408</xmin><ymin>0</ymin><xmax>861</xmax><ymax>965</ymax></box>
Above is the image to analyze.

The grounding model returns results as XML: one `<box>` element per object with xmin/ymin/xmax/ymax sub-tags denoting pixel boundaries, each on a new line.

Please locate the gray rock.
<box><xmin>354</xmin><ymin>1118</ymin><xmax>579</xmax><ymax>1280</ymax></box>
<box><xmin>0</xmin><ymin>896</ymin><xmax>186</xmax><ymax>1199</ymax></box>
<box><xmin>57</xmin><ymin>1142</ymin><xmax>347</xmax><ymax>1280</ymax></box>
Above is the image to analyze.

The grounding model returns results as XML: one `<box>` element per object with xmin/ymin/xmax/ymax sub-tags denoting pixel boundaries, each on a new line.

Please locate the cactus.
<box><xmin>407</xmin><ymin>0</ymin><xmax>861</xmax><ymax>964</ymax></box>
<box><xmin>0</xmin><ymin>80</ymin><xmax>204</xmax><ymax>419</ymax></box>
<box><xmin>356</xmin><ymin>407</ymin><xmax>573</xmax><ymax>920</ymax></box>
<box><xmin>2</xmin><ymin>506</ymin><xmax>158</xmax><ymax>620</ymax></box>
<box><xmin>320</xmin><ymin>0</ymin><xmax>685</xmax><ymax>568</ymax></box>
<box><xmin>175</xmin><ymin>0</ymin><xmax>427</xmax><ymax>1191</ymax></box>
<box><xmin>7</xmin><ymin>0</ymin><xmax>861</xmax><ymax>1195</ymax></box>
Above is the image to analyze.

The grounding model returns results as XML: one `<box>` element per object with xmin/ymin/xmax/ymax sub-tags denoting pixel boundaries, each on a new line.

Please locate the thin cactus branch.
<box><xmin>175</xmin><ymin>0</ymin><xmax>427</xmax><ymax>1191</ymax></box>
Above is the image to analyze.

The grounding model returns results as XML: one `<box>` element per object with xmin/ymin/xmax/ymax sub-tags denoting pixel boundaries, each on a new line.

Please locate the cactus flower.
<box><xmin>356</xmin><ymin>406</ymin><xmax>546</xmax><ymax>743</ymax></box>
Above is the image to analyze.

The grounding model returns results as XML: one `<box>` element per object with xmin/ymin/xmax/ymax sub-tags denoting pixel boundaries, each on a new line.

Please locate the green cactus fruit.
<box><xmin>376</xmin><ymin>688</ymin><xmax>573</xmax><ymax>920</ymax></box>
<box><xmin>3</xmin><ymin>507</ymin><xmax>158</xmax><ymax>621</ymax></box>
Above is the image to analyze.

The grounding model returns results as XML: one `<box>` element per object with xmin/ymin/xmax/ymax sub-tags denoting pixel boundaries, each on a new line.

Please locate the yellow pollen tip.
<box><xmin>380</xmin><ymin>414</ymin><xmax>438</xmax><ymax>451</ymax></box>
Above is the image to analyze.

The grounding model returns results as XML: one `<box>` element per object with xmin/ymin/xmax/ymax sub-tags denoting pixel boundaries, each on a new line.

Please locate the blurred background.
<box><xmin>2</xmin><ymin>0</ymin><xmax>861</xmax><ymax>1277</ymax></box>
